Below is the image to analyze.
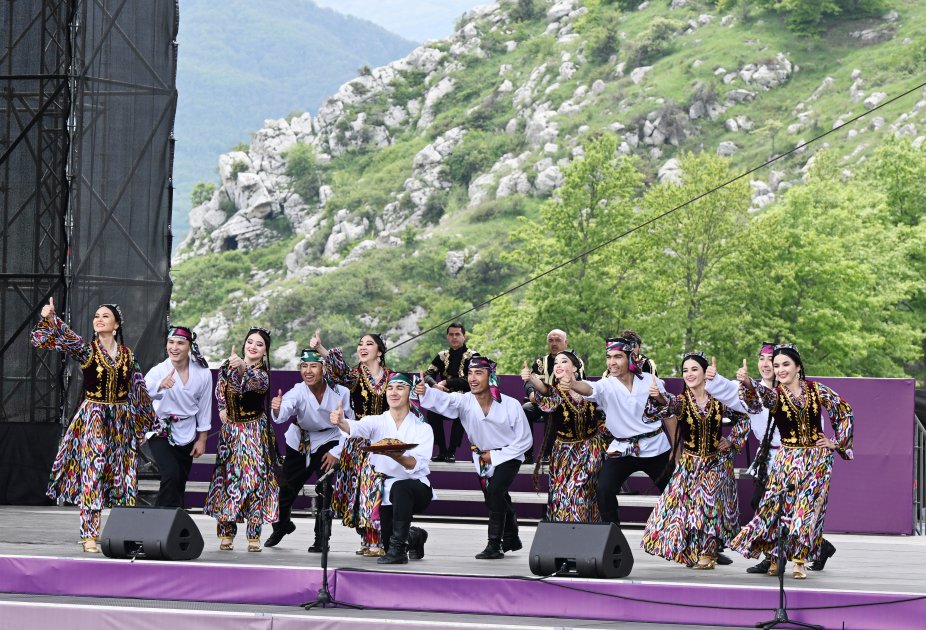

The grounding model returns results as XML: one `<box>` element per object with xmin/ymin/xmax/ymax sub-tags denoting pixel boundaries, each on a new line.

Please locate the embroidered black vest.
<box><xmin>81</xmin><ymin>342</ymin><xmax>132</xmax><ymax>404</ymax></box>
<box><xmin>769</xmin><ymin>381</ymin><xmax>825</xmax><ymax>448</ymax></box>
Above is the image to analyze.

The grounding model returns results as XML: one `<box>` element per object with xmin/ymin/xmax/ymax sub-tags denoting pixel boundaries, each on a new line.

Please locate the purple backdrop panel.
<box><xmin>0</xmin><ymin>601</ymin><xmax>273</xmax><ymax>630</ymax></box>
<box><xmin>333</xmin><ymin>569</ymin><xmax>926</xmax><ymax>630</ymax></box>
<box><xmin>0</xmin><ymin>555</ymin><xmax>321</xmax><ymax>606</ymax></box>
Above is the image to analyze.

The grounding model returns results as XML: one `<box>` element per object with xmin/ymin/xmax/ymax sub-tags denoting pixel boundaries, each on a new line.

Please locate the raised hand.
<box><xmin>705</xmin><ymin>356</ymin><xmax>717</xmax><ymax>381</ymax></box>
<box><xmin>41</xmin><ymin>297</ymin><xmax>56</xmax><ymax>322</ymax></box>
<box><xmin>415</xmin><ymin>370</ymin><xmax>426</xmax><ymax>396</ymax></box>
<box><xmin>271</xmin><ymin>388</ymin><xmax>283</xmax><ymax>413</ymax></box>
<box><xmin>736</xmin><ymin>358</ymin><xmax>750</xmax><ymax>385</ymax></box>
<box><xmin>159</xmin><ymin>367</ymin><xmax>176</xmax><ymax>391</ymax></box>
<box><xmin>228</xmin><ymin>345</ymin><xmax>244</xmax><ymax>372</ymax></box>
<box><xmin>310</xmin><ymin>329</ymin><xmax>321</xmax><ymax>350</ymax></box>
<box><xmin>520</xmin><ymin>360</ymin><xmax>531</xmax><ymax>382</ymax></box>
<box><xmin>648</xmin><ymin>378</ymin><xmax>660</xmax><ymax>399</ymax></box>
<box><xmin>329</xmin><ymin>400</ymin><xmax>344</xmax><ymax>426</ymax></box>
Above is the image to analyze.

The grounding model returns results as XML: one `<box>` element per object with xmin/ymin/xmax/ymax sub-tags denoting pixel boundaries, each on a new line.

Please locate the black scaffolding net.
<box><xmin>0</xmin><ymin>0</ymin><xmax>177</xmax><ymax>502</ymax></box>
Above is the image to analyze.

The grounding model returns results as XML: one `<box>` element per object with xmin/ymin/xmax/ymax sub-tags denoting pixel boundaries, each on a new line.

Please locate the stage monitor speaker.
<box><xmin>528</xmin><ymin>522</ymin><xmax>633</xmax><ymax>579</ymax></box>
<box><xmin>101</xmin><ymin>506</ymin><xmax>204</xmax><ymax>560</ymax></box>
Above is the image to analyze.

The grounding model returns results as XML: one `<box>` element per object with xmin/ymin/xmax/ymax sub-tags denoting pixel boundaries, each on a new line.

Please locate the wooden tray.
<box><xmin>361</xmin><ymin>442</ymin><xmax>418</xmax><ymax>453</ymax></box>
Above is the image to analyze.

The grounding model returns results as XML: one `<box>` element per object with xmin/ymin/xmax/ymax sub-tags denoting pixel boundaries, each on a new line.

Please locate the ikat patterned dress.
<box><xmin>324</xmin><ymin>347</ymin><xmax>389</xmax><ymax>548</ymax></box>
<box><xmin>204</xmin><ymin>361</ymin><xmax>280</xmax><ymax>541</ymax></box>
<box><xmin>534</xmin><ymin>385</ymin><xmax>607</xmax><ymax>522</ymax></box>
<box><xmin>31</xmin><ymin>316</ymin><xmax>156</xmax><ymax>540</ymax></box>
<box><xmin>731</xmin><ymin>379</ymin><xmax>853</xmax><ymax>562</ymax></box>
<box><xmin>641</xmin><ymin>389</ymin><xmax>750</xmax><ymax>566</ymax></box>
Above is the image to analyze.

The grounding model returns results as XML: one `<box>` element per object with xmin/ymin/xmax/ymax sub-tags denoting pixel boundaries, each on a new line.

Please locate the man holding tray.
<box><xmin>330</xmin><ymin>372</ymin><xmax>434</xmax><ymax>565</ymax></box>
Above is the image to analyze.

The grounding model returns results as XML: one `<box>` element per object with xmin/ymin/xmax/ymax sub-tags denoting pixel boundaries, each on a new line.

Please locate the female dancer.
<box><xmin>204</xmin><ymin>327</ymin><xmax>280</xmax><ymax>552</ymax></box>
<box><xmin>311</xmin><ymin>329</ymin><xmax>390</xmax><ymax>557</ymax></box>
<box><xmin>641</xmin><ymin>352</ymin><xmax>750</xmax><ymax>569</ymax></box>
<box><xmin>31</xmin><ymin>298</ymin><xmax>155</xmax><ymax>552</ymax></box>
<box><xmin>521</xmin><ymin>350</ymin><xmax>606</xmax><ymax>522</ymax></box>
<box><xmin>731</xmin><ymin>344</ymin><xmax>853</xmax><ymax>579</ymax></box>
<box><xmin>144</xmin><ymin>326</ymin><xmax>212</xmax><ymax>508</ymax></box>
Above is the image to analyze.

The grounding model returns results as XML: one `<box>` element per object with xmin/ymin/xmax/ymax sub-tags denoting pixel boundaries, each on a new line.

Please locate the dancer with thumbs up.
<box><xmin>143</xmin><ymin>326</ymin><xmax>212</xmax><ymax>508</ymax></box>
<box><xmin>204</xmin><ymin>327</ymin><xmax>280</xmax><ymax>552</ymax></box>
<box><xmin>264</xmin><ymin>348</ymin><xmax>353</xmax><ymax>551</ymax></box>
<box><xmin>31</xmin><ymin>298</ymin><xmax>156</xmax><ymax>552</ymax></box>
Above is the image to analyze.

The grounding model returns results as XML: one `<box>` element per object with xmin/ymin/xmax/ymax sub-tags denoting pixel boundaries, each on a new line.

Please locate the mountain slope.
<box><xmin>172</xmin><ymin>0</ymin><xmax>926</xmax><ymax>375</ymax></box>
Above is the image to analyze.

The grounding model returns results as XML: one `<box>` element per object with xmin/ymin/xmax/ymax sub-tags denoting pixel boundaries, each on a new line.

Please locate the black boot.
<box><xmin>264</xmin><ymin>520</ymin><xmax>295</xmax><ymax>548</ymax></box>
<box><xmin>475</xmin><ymin>512</ymin><xmax>506</xmax><ymax>559</ymax></box>
<box><xmin>378</xmin><ymin>520</ymin><xmax>410</xmax><ymax>564</ymax></box>
<box><xmin>809</xmin><ymin>539</ymin><xmax>836</xmax><ymax>571</ymax></box>
<box><xmin>407</xmin><ymin>526</ymin><xmax>428</xmax><ymax>560</ymax></box>
<box><xmin>502</xmin><ymin>511</ymin><xmax>522</xmax><ymax>552</ymax></box>
<box><xmin>746</xmin><ymin>557</ymin><xmax>772</xmax><ymax>574</ymax></box>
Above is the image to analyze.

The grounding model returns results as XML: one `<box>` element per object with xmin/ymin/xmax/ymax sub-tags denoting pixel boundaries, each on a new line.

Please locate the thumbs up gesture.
<box><xmin>648</xmin><ymin>378</ymin><xmax>660</xmax><ymax>399</ymax></box>
<box><xmin>228</xmin><ymin>345</ymin><xmax>244</xmax><ymax>372</ymax></box>
<box><xmin>159</xmin><ymin>367</ymin><xmax>176</xmax><ymax>391</ymax></box>
<box><xmin>310</xmin><ymin>329</ymin><xmax>321</xmax><ymax>350</ymax></box>
<box><xmin>330</xmin><ymin>400</ymin><xmax>345</xmax><ymax>427</ymax></box>
<box><xmin>415</xmin><ymin>370</ymin><xmax>426</xmax><ymax>397</ymax></box>
<box><xmin>520</xmin><ymin>360</ymin><xmax>531</xmax><ymax>382</ymax></box>
<box><xmin>705</xmin><ymin>356</ymin><xmax>717</xmax><ymax>381</ymax></box>
<box><xmin>271</xmin><ymin>388</ymin><xmax>283</xmax><ymax>413</ymax></box>
<box><xmin>41</xmin><ymin>297</ymin><xmax>56</xmax><ymax>322</ymax></box>
<box><xmin>736</xmin><ymin>358</ymin><xmax>750</xmax><ymax>385</ymax></box>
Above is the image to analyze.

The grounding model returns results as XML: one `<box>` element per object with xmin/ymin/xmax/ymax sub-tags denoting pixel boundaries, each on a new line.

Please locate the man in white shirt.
<box><xmin>330</xmin><ymin>372</ymin><xmax>434</xmax><ymax>564</ymax></box>
<box><xmin>569</xmin><ymin>337</ymin><xmax>672</xmax><ymax>527</ymax></box>
<box><xmin>144</xmin><ymin>326</ymin><xmax>212</xmax><ymax>508</ymax></box>
<box><xmin>418</xmin><ymin>356</ymin><xmax>533</xmax><ymax>560</ymax></box>
<box><xmin>266</xmin><ymin>349</ymin><xmax>350</xmax><ymax>550</ymax></box>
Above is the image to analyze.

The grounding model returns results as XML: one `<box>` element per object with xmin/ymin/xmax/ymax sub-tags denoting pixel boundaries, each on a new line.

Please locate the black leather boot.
<box><xmin>475</xmin><ymin>511</ymin><xmax>506</xmax><ymax>559</ymax></box>
<box><xmin>809</xmin><ymin>538</ymin><xmax>836</xmax><ymax>571</ymax></box>
<box><xmin>378</xmin><ymin>520</ymin><xmax>410</xmax><ymax>564</ymax></box>
<box><xmin>264</xmin><ymin>520</ymin><xmax>295</xmax><ymax>548</ymax></box>
<box><xmin>746</xmin><ymin>557</ymin><xmax>772</xmax><ymax>574</ymax></box>
<box><xmin>407</xmin><ymin>526</ymin><xmax>428</xmax><ymax>560</ymax></box>
<box><xmin>502</xmin><ymin>510</ymin><xmax>522</xmax><ymax>552</ymax></box>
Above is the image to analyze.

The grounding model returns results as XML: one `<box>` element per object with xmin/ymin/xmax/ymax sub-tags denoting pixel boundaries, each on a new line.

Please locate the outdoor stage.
<box><xmin>1</xmin><ymin>506</ymin><xmax>924</xmax><ymax>629</ymax></box>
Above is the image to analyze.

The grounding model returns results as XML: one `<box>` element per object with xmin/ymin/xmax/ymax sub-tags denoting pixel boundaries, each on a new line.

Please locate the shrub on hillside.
<box><xmin>626</xmin><ymin>17</ymin><xmax>682</xmax><ymax>67</ymax></box>
<box><xmin>285</xmin><ymin>143</ymin><xmax>323</xmax><ymax>204</ymax></box>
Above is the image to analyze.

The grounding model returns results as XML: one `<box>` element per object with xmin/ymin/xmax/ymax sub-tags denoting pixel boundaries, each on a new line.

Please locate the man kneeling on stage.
<box><xmin>330</xmin><ymin>372</ymin><xmax>434</xmax><ymax>564</ymax></box>
<box><xmin>418</xmin><ymin>356</ymin><xmax>533</xmax><ymax>560</ymax></box>
<box><xmin>266</xmin><ymin>349</ymin><xmax>350</xmax><ymax>550</ymax></box>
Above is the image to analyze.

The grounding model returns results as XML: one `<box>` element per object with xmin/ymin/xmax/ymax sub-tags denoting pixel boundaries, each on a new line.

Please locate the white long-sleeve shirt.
<box><xmin>272</xmin><ymin>381</ymin><xmax>351</xmax><ymax>458</ymax></box>
<box><xmin>705</xmin><ymin>373</ymin><xmax>781</xmax><ymax>451</ymax></box>
<box><xmin>345</xmin><ymin>411</ymin><xmax>434</xmax><ymax>504</ymax></box>
<box><xmin>419</xmin><ymin>386</ymin><xmax>533</xmax><ymax>467</ymax></box>
<box><xmin>583</xmin><ymin>373</ymin><xmax>671</xmax><ymax>457</ymax></box>
<box><xmin>144</xmin><ymin>358</ymin><xmax>212</xmax><ymax>446</ymax></box>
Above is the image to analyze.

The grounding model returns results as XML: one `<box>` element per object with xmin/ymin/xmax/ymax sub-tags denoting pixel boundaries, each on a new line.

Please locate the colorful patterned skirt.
<box><xmin>731</xmin><ymin>445</ymin><xmax>833</xmax><ymax>562</ymax></box>
<box><xmin>641</xmin><ymin>449</ymin><xmax>739</xmax><ymax>566</ymax></box>
<box><xmin>332</xmin><ymin>437</ymin><xmax>383</xmax><ymax>533</ymax></box>
<box><xmin>546</xmin><ymin>434</ymin><xmax>606</xmax><ymax>522</ymax></box>
<box><xmin>46</xmin><ymin>401</ymin><xmax>140</xmax><ymax>510</ymax></box>
<box><xmin>204</xmin><ymin>415</ymin><xmax>279</xmax><ymax>525</ymax></box>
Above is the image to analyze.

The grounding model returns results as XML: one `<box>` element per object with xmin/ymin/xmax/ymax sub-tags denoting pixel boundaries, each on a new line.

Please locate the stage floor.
<box><xmin>3</xmin><ymin>506</ymin><xmax>926</xmax><ymax>629</ymax></box>
<box><xmin>1</xmin><ymin>505</ymin><xmax>924</xmax><ymax>594</ymax></box>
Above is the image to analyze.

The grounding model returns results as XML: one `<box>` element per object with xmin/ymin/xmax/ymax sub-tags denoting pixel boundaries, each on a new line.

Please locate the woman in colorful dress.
<box><xmin>520</xmin><ymin>350</ymin><xmax>607</xmax><ymax>522</ymax></box>
<box><xmin>31</xmin><ymin>298</ymin><xmax>156</xmax><ymax>552</ymax></box>
<box><xmin>311</xmin><ymin>329</ymin><xmax>390</xmax><ymax>557</ymax></box>
<box><xmin>204</xmin><ymin>327</ymin><xmax>280</xmax><ymax>552</ymax></box>
<box><xmin>641</xmin><ymin>352</ymin><xmax>750</xmax><ymax>569</ymax></box>
<box><xmin>731</xmin><ymin>344</ymin><xmax>854</xmax><ymax>579</ymax></box>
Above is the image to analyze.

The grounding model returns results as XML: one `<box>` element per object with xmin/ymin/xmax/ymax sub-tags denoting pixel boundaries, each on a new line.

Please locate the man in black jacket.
<box><xmin>424</xmin><ymin>323</ymin><xmax>476</xmax><ymax>462</ymax></box>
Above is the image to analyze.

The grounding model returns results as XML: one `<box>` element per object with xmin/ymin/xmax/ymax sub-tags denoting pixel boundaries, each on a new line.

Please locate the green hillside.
<box><xmin>172</xmin><ymin>0</ymin><xmax>926</xmax><ymax>382</ymax></box>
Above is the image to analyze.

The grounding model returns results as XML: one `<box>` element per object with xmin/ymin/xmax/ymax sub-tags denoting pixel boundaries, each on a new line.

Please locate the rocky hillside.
<box><xmin>173</xmin><ymin>0</ymin><xmax>926</xmax><ymax>370</ymax></box>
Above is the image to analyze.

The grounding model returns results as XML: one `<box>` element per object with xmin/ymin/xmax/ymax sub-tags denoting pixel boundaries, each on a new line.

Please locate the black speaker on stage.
<box><xmin>100</xmin><ymin>507</ymin><xmax>204</xmax><ymax>560</ymax></box>
<box><xmin>528</xmin><ymin>522</ymin><xmax>634</xmax><ymax>579</ymax></box>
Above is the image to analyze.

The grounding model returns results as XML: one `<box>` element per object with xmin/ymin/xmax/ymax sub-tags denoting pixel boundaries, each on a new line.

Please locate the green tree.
<box><xmin>191</xmin><ymin>181</ymin><xmax>216</xmax><ymax>207</ymax></box>
<box><xmin>471</xmin><ymin>134</ymin><xmax>645</xmax><ymax>373</ymax></box>
<box><xmin>285</xmin><ymin>143</ymin><xmax>323</xmax><ymax>204</ymax></box>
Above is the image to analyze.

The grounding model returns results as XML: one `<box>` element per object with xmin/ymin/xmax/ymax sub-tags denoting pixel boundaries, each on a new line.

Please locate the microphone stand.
<box><xmin>302</xmin><ymin>468</ymin><xmax>363</xmax><ymax>611</ymax></box>
<box><xmin>756</xmin><ymin>483</ymin><xmax>820</xmax><ymax>630</ymax></box>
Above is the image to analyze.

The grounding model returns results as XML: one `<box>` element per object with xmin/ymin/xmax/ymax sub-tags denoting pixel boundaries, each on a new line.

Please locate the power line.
<box><xmin>388</xmin><ymin>78</ymin><xmax>926</xmax><ymax>352</ymax></box>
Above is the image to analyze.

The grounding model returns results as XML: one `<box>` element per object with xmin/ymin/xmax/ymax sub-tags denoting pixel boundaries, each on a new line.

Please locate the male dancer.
<box><xmin>522</xmin><ymin>328</ymin><xmax>586</xmax><ymax>464</ymax></box>
<box><xmin>418</xmin><ymin>356</ymin><xmax>532</xmax><ymax>559</ymax></box>
<box><xmin>265</xmin><ymin>349</ymin><xmax>351</xmax><ymax>550</ymax></box>
<box><xmin>570</xmin><ymin>337</ymin><xmax>672</xmax><ymax>526</ymax></box>
<box><xmin>424</xmin><ymin>323</ymin><xmax>476</xmax><ymax>462</ymax></box>
<box><xmin>706</xmin><ymin>345</ymin><xmax>836</xmax><ymax>572</ymax></box>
